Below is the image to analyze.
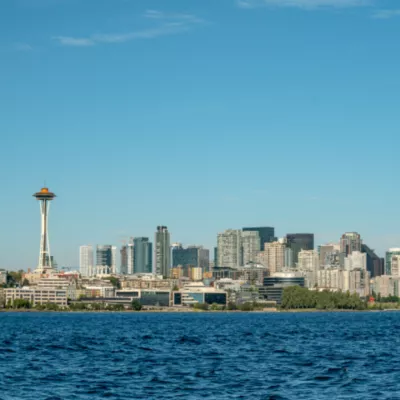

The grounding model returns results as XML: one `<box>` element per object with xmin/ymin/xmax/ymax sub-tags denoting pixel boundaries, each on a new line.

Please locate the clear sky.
<box><xmin>1</xmin><ymin>0</ymin><xmax>400</xmax><ymax>270</ymax></box>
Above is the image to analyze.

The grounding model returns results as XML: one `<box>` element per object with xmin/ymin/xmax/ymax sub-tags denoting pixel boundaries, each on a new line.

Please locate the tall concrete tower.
<box><xmin>33</xmin><ymin>187</ymin><xmax>56</xmax><ymax>273</ymax></box>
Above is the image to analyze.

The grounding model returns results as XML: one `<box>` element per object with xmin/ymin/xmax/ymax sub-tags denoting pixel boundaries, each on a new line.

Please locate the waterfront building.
<box><xmin>116</xmin><ymin>289</ymin><xmax>171</xmax><ymax>307</ymax></box>
<box><xmin>286</xmin><ymin>234</ymin><xmax>314</xmax><ymax>265</ymax></box>
<box><xmin>373</xmin><ymin>275</ymin><xmax>400</xmax><ymax>298</ymax></box>
<box><xmin>5</xmin><ymin>288</ymin><xmax>68</xmax><ymax>307</ymax></box>
<box><xmin>385</xmin><ymin>248</ymin><xmax>400</xmax><ymax>275</ymax></box>
<box><xmin>120</xmin><ymin>273</ymin><xmax>177</xmax><ymax>290</ymax></box>
<box><xmin>155</xmin><ymin>226</ymin><xmax>171</xmax><ymax>278</ymax></box>
<box><xmin>33</xmin><ymin>187</ymin><xmax>56</xmax><ymax>274</ymax></box>
<box><xmin>260</xmin><ymin>272</ymin><xmax>305</xmax><ymax>304</ymax></box>
<box><xmin>134</xmin><ymin>237</ymin><xmax>152</xmax><ymax>274</ymax></box>
<box><xmin>96</xmin><ymin>245</ymin><xmax>117</xmax><ymax>275</ymax></box>
<box><xmin>242</xmin><ymin>227</ymin><xmax>275</xmax><ymax>251</ymax></box>
<box><xmin>340</xmin><ymin>232</ymin><xmax>362</xmax><ymax>256</ymax></box>
<box><xmin>172</xmin><ymin>245</ymin><xmax>209</xmax><ymax>270</ymax></box>
<box><xmin>79</xmin><ymin>245</ymin><xmax>93</xmax><ymax>277</ymax></box>
<box><xmin>172</xmin><ymin>283</ymin><xmax>227</xmax><ymax>307</ymax></box>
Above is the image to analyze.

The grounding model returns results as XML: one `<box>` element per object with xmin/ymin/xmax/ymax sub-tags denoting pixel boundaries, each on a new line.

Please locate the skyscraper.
<box><xmin>340</xmin><ymin>232</ymin><xmax>362</xmax><ymax>256</ymax></box>
<box><xmin>96</xmin><ymin>245</ymin><xmax>117</xmax><ymax>275</ymax></box>
<box><xmin>286</xmin><ymin>234</ymin><xmax>314</xmax><ymax>265</ymax></box>
<box><xmin>134</xmin><ymin>237</ymin><xmax>152</xmax><ymax>274</ymax></box>
<box><xmin>242</xmin><ymin>227</ymin><xmax>275</xmax><ymax>251</ymax></box>
<box><xmin>241</xmin><ymin>231</ymin><xmax>261</xmax><ymax>265</ymax></box>
<box><xmin>361</xmin><ymin>244</ymin><xmax>384</xmax><ymax>278</ymax></box>
<box><xmin>155</xmin><ymin>226</ymin><xmax>170</xmax><ymax>277</ymax></box>
<box><xmin>172</xmin><ymin>245</ymin><xmax>209</xmax><ymax>270</ymax></box>
<box><xmin>257</xmin><ymin>241</ymin><xmax>286</xmax><ymax>274</ymax></box>
<box><xmin>33</xmin><ymin>187</ymin><xmax>56</xmax><ymax>273</ymax></box>
<box><xmin>80</xmin><ymin>245</ymin><xmax>93</xmax><ymax>277</ymax></box>
<box><xmin>217</xmin><ymin>229</ymin><xmax>242</xmax><ymax>268</ymax></box>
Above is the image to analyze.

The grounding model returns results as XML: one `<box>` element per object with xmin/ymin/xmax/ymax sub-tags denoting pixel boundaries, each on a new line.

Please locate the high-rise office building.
<box><xmin>385</xmin><ymin>248</ymin><xmax>400</xmax><ymax>275</ymax></box>
<box><xmin>134</xmin><ymin>237</ymin><xmax>152</xmax><ymax>274</ymax></box>
<box><xmin>242</xmin><ymin>227</ymin><xmax>275</xmax><ymax>251</ymax></box>
<box><xmin>259</xmin><ymin>241</ymin><xmax>286</xmax><ymax>274</ymax></box>
<box><xmin>340</xmin><ymin>232</ymin><xmax>362</xmax><ymax>256</ymax></box>
<box><xmin>361</xmin><ymin>244</ymin><xmax>384</xmax><ymax>278</ymax></box>
<box><xmin>96</xmin><ymin>245</ymin><xmax>117</xmax><ymax>275</ymax></box>
<box><xmin>80</xmin><ymin>245</ymin><xmax>93</xmax><ymax>277</ymax></box>
<box><xmin>172</xmin><ymin>245</ymin><xmax>209</xmax><ymax>270</ymax></box>
<box><xmin>241</xmin><ymin>231</ymin><xmax>261</xmax><ymax>265</ymax></box>
<box><xmin>155</xmin><ymin>226</ymin><xmax>170</xmax><ymax>277</ymax></box>
<box><xmin>217</xmin><ymin>230</ymin><xmax>242</xmax><ymax>268</ymax></box>
<box><xmin>286</xmin><ymin>234</ymin><xmax>314</xmax><ymax>265</ymax></box>
<box><xmin>217</xmin><ymin>230</ymin><xmax>260</xmax><ymax>268</ymax></box>
<box><xmin>120</xmin><ymin>239</ymin><xmax>134</xmax><ymax>275</ymax></box>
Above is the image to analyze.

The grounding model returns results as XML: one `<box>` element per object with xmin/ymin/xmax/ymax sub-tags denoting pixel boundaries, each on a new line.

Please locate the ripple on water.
<box><xmin>1</xmin><ymin>312</ymin><xmax>400</xmax><ymax>399</ymax></box>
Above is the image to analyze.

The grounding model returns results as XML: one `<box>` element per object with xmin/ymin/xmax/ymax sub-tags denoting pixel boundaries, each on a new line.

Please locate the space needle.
<box><xmin>33</xmin><ymin>187</ymin><xmax>56</xmax><ymax>273</ymax></box>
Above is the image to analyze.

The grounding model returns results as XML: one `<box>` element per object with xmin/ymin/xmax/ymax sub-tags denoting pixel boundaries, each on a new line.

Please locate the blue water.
<box><xmin>0</xmin><ymin>312</ymin><xmax>399</xmax><ymax>399</ymax></box>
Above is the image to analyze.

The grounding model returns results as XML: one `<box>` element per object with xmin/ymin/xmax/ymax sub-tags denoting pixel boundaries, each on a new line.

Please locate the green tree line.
<box><xmin>281</xmin><ymin>286</ymin><xmax>366</xmax><ymax>310</ymax></box>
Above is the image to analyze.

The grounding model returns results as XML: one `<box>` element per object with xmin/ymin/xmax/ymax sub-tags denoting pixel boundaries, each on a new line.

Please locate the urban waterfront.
<box><xmin>1</xmin><ymin>312</ymin><xmax>399</xmax><ymax>399</ymax></box>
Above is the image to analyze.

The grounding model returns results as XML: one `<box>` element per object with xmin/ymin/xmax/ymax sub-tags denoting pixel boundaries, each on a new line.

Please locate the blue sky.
<box><xmin>1</xmin><ymin>0</ymin><xmax>400</xmax><ymax>269</ymax></box>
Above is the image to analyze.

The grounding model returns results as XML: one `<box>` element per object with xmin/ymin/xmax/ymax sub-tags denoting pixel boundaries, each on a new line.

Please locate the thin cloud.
<box><xmin>54</xmin><ymin>37</ymin><xmax>95</xmax><ymax>46</ymax></box>
<box><xmin>237</xmin><ymin>0</ymin><xmax>371</xmax><ymax>9</ymax></box>
<box><xmin>144</xmin><ymin>9</ymin><xmax>204</xmax><ymax>23</ymax></box>
<box><xmin>372</xmin><ymin>9</ymin><xmax>400</xmax><ymax>19</ymax></box>
<box><xmin>53</xmin><ymin>24</ymin><xmax>189</xmax><ymax>47</ymax></box>
<box><xmin>14</xmin><ymin>42</ymin><xmax>34</xmax><ymax>51</ymax></box>
<box><xmin>53</xmin><ymin>10</ymin><xmax>204</xmax><ymax>47</ymax></box>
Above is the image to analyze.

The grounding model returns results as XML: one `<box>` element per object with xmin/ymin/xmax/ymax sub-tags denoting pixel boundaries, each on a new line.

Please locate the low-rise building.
<box><xmin>373</xmin><ymin>275</ymin><xmax>400</xmax><ymax>297</ymax></box>
<box><xmin>172</xmin><ymin>283</ymin><xmax>227</xmax><ymax>306</ymax></box>
<box><xmin>5</xmin><ymin>288</ymin><xmax>68</xmax><ymax>307</ymax></box>
<box><xmin>120</xmin><ymin>274</ymin><xmax>177</xmax><ymax>290</ymax></box>
<box><xmin>116</xmin><ymin>289</ymin><xmax>171</xmax><ymax>307</ymax></box>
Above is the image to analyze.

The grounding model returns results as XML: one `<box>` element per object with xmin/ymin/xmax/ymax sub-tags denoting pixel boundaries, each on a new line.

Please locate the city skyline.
<box><xmin>2</xmin><ymin>0</ymin><xmax>400</xmax><ymax>268</ymax></box>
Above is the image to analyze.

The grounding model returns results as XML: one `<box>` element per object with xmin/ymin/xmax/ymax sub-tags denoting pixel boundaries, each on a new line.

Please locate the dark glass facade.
<box><xmin>204</xmin><ymin>292</ymin><xmax>227</xmax><ymax>305</ymax></box>
<box><xmin>263</xmin><ymin>276</ymin><xmax>305</xmax><ymax>287</ymax></box>
<box><xmin>133</xmin><ymin>237</ymin><xmax>152</xmax><ymax>274</ymax></box>
<box><xmin>139</xmin><ymin>291</ymin><xmax>170</xmax><ymax>307</ymax></box>
<box><xmin>286</xmin><ymin>234</ymin><xmax>314</xmax><ymax>264</ymax></box>
<box><xmin>172</xmin><ymin>246</ymin><xmax>209</xmax><ymax>269</ymax></box>
<box><xmin>362</xmin><ymin>244</ymin><xmax>384</xmax><ymax>278</ymax></box>
<box><xmin>173</xmin><ymin>292</ymin><xmax>182</xmax><ymax>305</ymax></box>
<box><xmin>243</xmin><ymin>227</ymin><xmax>276</xmax><ymax>251</ymax></box>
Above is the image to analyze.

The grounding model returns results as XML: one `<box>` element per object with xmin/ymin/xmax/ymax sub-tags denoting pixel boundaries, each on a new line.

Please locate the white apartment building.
<box><xmin>5</xmin><ymin>288</ymin><xmax>68</xmax><ymax>307</ymax></box>
<box><xmin>344</xmin><ymin>251</ymin><xmax>367</xmax><ymax>271</ymax></box>
<box><xmin>316</xmin><ymin>268</ymin><xmax>370</xmax><ymax>297</ymax></box>
<box><xmin>257</xmin><ymin>241</ymin><xmax>286</xmax><ymax>274</ymax></box>
<box><xmin>80</xmin><ymin>245</ymin><xmax>94</xmax><ymax>277</ymax></box>
<box><xmin>373</xmin><ymin>275</ymin><xmax>400</xmax><ymax>297</ymax></box>
<box><xmin>241</xmin><ymin>231</ymin><xmax>261</xmax><ymax>266</ymax></box>
<box><xmin>391</xmin><ymin>255</ymin><xmax>400</xmax><ymax>277</ymax></box>
<box><xmin>298</xmin><ymin>250</ymin><xmax>319</xmax><ymax>288</ymax></box>
<box><xmin>217</xmin><ymin>230</ymin><xmax>242</xmax><ymax>268</ymax></box>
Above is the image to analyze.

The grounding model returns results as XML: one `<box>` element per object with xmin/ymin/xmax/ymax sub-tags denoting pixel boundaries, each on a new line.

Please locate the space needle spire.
<box><xmin>33</xmin><ymin>186</ymin><xmax>56</xmax><ymax>274</ymax></box>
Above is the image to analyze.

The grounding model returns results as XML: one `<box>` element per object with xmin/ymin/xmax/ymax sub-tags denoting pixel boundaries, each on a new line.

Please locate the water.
<box><xmin>0</xmin><ymin>312</ymin><xmax>399</xmax><ymax>399</ymax></box>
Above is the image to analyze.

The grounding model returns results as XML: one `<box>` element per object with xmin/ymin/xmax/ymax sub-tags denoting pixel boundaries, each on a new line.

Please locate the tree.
<box><xmin>227</xmin><ymin>302</ymin><xmax>237</xmax><ymax>311</ymax></box>
<box><xmin>193</xmin><ymin>303</ymin><xmax>209</xmax><ymax>311</ymax></box>
<box><xmin>239</xmin><ymin>302</ymin><xmax>254</xmax><ymax>311</ymax></box>
<box><xmin>22</xmin><ymin>278</ymin><xmax>30</xmax><ymax>287</ymax></box>
<box><xmin>104</xmin><ymin>277</ymin><xmax>121</xmax><ymax>289</ymax></box>
<box><xmin>131</xmin><ymin>300</ymin><xmax>142</xmax><ymax>311</ymax></box>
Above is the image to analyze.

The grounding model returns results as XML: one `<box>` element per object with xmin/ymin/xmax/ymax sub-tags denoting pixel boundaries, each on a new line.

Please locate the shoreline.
<box><xmin>1</xmin><ymin>308</ymin><xmax>397</xmax><ymax>314</ymax></box>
